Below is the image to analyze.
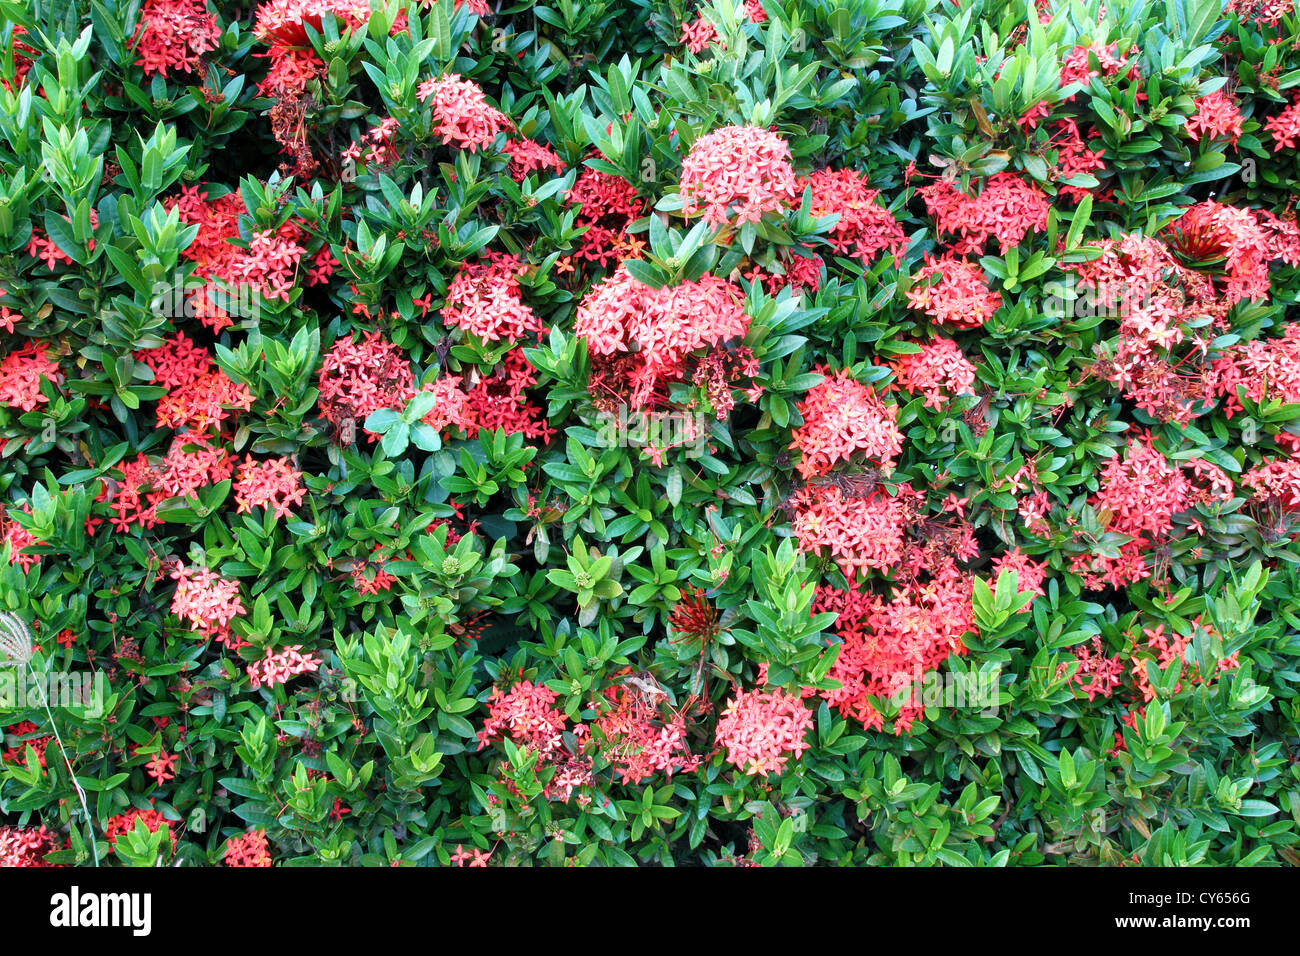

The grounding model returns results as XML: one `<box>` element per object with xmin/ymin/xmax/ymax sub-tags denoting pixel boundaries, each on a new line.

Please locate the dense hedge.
<box><xmin>2</xmin><ymin>0</ymin><xmax>1300</xmax><ymax>867</ymax></box>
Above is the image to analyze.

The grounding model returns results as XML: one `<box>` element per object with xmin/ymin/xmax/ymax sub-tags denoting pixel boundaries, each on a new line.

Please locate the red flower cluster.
<box><xmin>1059</xmin><ymin>41</ymin><xmax>1142</xmax><ymax>89</ymax></box>
<box><xmin>576</xmin><ymin>267</ymin><xmax>750</xmax><ymax>409</ymax></box>
<box><xmin>0</xmin><ymin>342</ymin><xmax>60</xmax><ymax>412</ymax></box>
<box><xmin>155</xmin><ymin>369</ymin><xmax>254</xmax><ymax>434</ymax></box>
<box><xmin>679</xmin><ymin>125</ymin><xmax>797</xmax><ymax>228</ymax></box>
<box><xmin>1243</xmin><ymin>457</ymin><xmax>1300</xmax><ymax>509</ymax></box>
<box><xmin>442</xmin><ymin>253</ymin><xmax>543</xmax><ymax>343</ymax></box>
<box><xmin>476</xmin><ymin>678</ymin><xmax>595</xmax><ymax>802</ymax></box>
<box><xmin>224</xmin><ymin>828</ymin><xmax>273</xmax><ymax>866</ymax></box>
<box><xmin>813</xmin><ymin>566</ymin><xmax>976</xmax><ymax>734</ymax></box>
<box><xmin>1064</xmin><ymin>637</ymin><xmax>1125</xmax><ymax>701</ymax></box>
<box><xmin>714</xmin><ymin>686</ymin><xmax>813</xmax><ymax>776</ymax></box>
<box><xmin>166</xmin><ymin>185</ymin><xmax>332</xmax><ymax>321</ymax></box>
<box><xmin>1166</xmin><ymin>200</ymin><xmax>1277</xmax><ymax>304</ymax></box>
<box><xmin>417</xmin><ymin>74</ymin><xmax>511</xmax><ymax>152</ymax></box>
<box><xmin>1265</xmin><ymin>96</ymin><xmax>1300</xmax><ymax>151</ymax></box>
<box><xmin>506</xmin><ymin>138</ymin><xmax>565</xmax><ymax>181</ymax></box>
<box><xmin>1048</xmin><ymin>118</ymin><xmax>1107</xmax><ymax>203</ymax></box>
<box><xmin>3</xmin><ymin>721</ymin><xmax>50</xmax><ymax>766</ymax></box>
<box><xmin>679</xmin><ymin>0</ymin><xmax>767</xmax><ymax>53</ymax></box>
<box><xmin>130</xmin><ymin>0</ymin><xmax>221</xmax><ymax>77</ymax></box>
<box><xmin>105</xmin><ymin>808</ymin><xmax>177</xmax><ymax>851</ymax></box>
<box><xmin>906</xmin><ymin>254</ymin><xmax>1002</xmax><ymax>328</ymax></box>
<box><xmin>462</xmin><ymin>349</ymin><xmax>555</xmax><ymax>443</ymax></box>
<box><xmin>790</xmin><ymin>367</ymin><xmax>902</xmax><ymax>479</ymax></box>
<box><xmin>564</xmin><ymin>162</ymin><xmax>646</xmax><ymax>268</ymax></box>
<box><xmin>246</xmin><ymin>645</ymin><xmax>322</xmax><ymax>690</ymax></box>
<box><xmin>1186</xmin><ymin>89</ymin><xmax>1244</xmax><ymax>145</ymax></box>
<box><xmin>1</xmin><ymin>509</ymin><xmax>40</xmax><ymax>571</ymax></box>
<box><xmin>233</xmin><ymin>456</ymin><xmax>306</xmax><ymax>519</ymax></box>
<box><xmin>799</xmin><ymin>167</ymin><xmax>908</xmax><ymax>266</ymax></box>
<box><xmin>917</xmin><ymin>171</ymin><xmax>1049</xmax><ymax>254</ymax></box>
<box><xmin>989</xmin><ymin>547</ymin><xmax>1049</xmax><ymax>599</ymax></box>
<box><xmin>889</xmin><ymin>338</ymin><xmax>976</xmax><ymax>410</ymax></box>
<box><xmin>592</xmin><ymin>675</ymin><xmax>700</xmax><ymax>784</ymax></box>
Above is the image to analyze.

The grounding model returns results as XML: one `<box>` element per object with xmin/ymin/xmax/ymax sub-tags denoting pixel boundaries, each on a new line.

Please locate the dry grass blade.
<box><xmin>0</xmin><ymin>610</ymin><xmax>34</xmax><ymax>669</ymax></box>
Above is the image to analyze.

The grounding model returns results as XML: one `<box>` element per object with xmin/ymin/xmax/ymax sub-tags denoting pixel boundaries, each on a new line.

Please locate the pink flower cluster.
<box><xmin>0</xmin><ymin>343</ymin><xmax>60</xmax><ymax>412</ymax></box>
<box><xmin>788</xmin><ymin>484</ymin><xmax>910</xmax><ymax>579</ymax></box>
<box><xmin>224</xmin><ymin>828</ymin><xmax>273</xmax><ymax>866</ymax></box>
<box><xmin>0</xmin><ymin>825</ymin><xmax>61</xmax><ymax>867</ymax></box>
<box><xmin>575</xmin><ymin>267</ymin><xmax>750</xmax><ymax>409</ymax></box>
<box><xmin>714</xmin><ymin>686</ymin><xmax>813</xmax><ymax>776</ymax></box>
<box><xmin>506</xmin><ymin>138</ymin><xmax>565</xmax><ymax>181</ymax></box>
<box><xmin>790</xmin><ymin>367</ymin><xmax>902</xmax><ymax>479</ymax></box>
<box><xmin>317</xmin><ymin>330</ymin><xmax>416</xmax><ymax>428</ymax></box>
<box><xmin>1243</xmin><ymin>458</ymin><xmax>1300</xmax><ymax>508</ymax></box>
<box><xmin>246</xmin><ymin>645</ymin><xmax>322</xmax><ymax>690</ymax></box>
<box><xmin>476</xmin><ymin>679</ymin><xmax>568</xmax><ymax>757</ymax></box>
<box><xmin>800</xmin><ymin>167</ymin><xmax>908</xmax><ymax>266</ymax></box>
<box><xmin>170</xmin><ymin>562</ymin><xmax>246</xmax><ymax>641</ymax></box>
<box><xmin>889</xmin><ymin>338</ymin><xmax>976</xmax><ymax>410</ymax></box>
<box><xmin>679</xmin><ymin>125</ymin><xmax>798</xmax><ymax>228</ymax></box>
<box><xmin>906</xmin><ymin>254</ymin><xmax>1003</xmax><ymax>329</ymax></box>
<box><xmin>233</xmin><ymin>456</ymin><xmax>306</xmax><ymax>519</ymax></box>
<box><xmin>989</xmin><ymin>548</ymin><xmax>1049</xmax><ymax>598</ymax></box>
<box><xmin>917</xmin><ymin>171</ymin><xmax>1050</xmax><ymax>255</ymax></box>
<box><xmin>442</xmin><ymin>253</ymin><xmax>543</xmax><ymax>343</ymax></box>
<box><xmin>417</xmin><ymin>74</ymin><xmax>511</xmax><ymax>152</ymax></box>
<box><xmin>1266</xmin><ymin>96</ymin><xmax>1300</xmax><ymax>151</ymax></box>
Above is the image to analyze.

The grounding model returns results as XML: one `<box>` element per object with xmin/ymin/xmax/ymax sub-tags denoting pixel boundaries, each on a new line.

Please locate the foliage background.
<box><xmin>1</xmin><ymin>0</ymin><xmax>1299</xmax><ymax>866</ymax></box>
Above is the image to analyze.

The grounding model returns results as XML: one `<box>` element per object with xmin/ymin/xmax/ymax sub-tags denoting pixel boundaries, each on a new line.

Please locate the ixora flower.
<box><xmin>790</xmin><ymin>367</ymin><xmax>903</xmax><ymax>479</ymax></box>
<box><xmin>678</xmin><ymin>125</ymin><xmax>798</xmax><ymax>227</ymax></box>
<box><xmin>906</xmin><ymin>254</ymin><xmax>1003</xmax><ymax>328</ymax></box>
<box><xmin>0</xmin><ymin>825</ymin><xmax>62</xmax><ymax>867</ymax></box>
<box><xmin>813</xmin><ymin>567</ymin><xmax>977</xmax><ymax>734</ymax></box>
<box><xmin>170</xmin><ymin>562</ymin><xmax>247</xmax><ymax>640</ymax></box>
<box><xmin>129</xmin><ymin>0</ymin><xmax>221</xmax><ymax>77</ymax></box>
<box><xmin>916</xmin><ymin>171</ymin><xmax>1049</xmax><ymax>254</ymax></box>
<box><xmin>233</xmin><ymin>456</ymin><xmax>306</xmax><ymax>519</ymax></box>
<box><xmin>1186</xmin><ymin>89</ymin><xmax>1244</xmax><ymax>145</ymax></box>
<box><xmin>246</xmin><ymin>645</ymin><xmax>323</xmax><ymax>690</ymax></box>
<box><xmin>0</xmin><ymin>342</ymin><xmax>61</xmax><ymax>412</ymax></box>
<box><xmin>714</xmin><ymin>686</ymin><xmax>813</xmax><ymax>776</ymax></box>
<box><xmin>441</xmin><ymin>253</ymin><xmax>543</xmax><ymax>343</ymax></box>
<box><xmin>224</xmin><ymin>828</ymin><xmax>273</xmax><ymax>866</ymax></box>
<box><xmin>799</xmin><ymin>167</ymin><xmax>908</xmax><ymax>267</ymax></box>
<box><xmin>889</xmin><ymin>338</ymin><xmax>977</xmax><ymax>410</ymax></box>
<box><xmin>788</xmin><ymin>483</ymin><xmax>911</xmax><ymax>580</ymax></box>
<box><xmin>575</xmin><ymin>267</ymin><xmax>750</xmax><ymax>407</ymax></box>
<box><xmin>417</xmin><ymin>74</ymin><xmax>512</xmax><ymax>152</ymax></box>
